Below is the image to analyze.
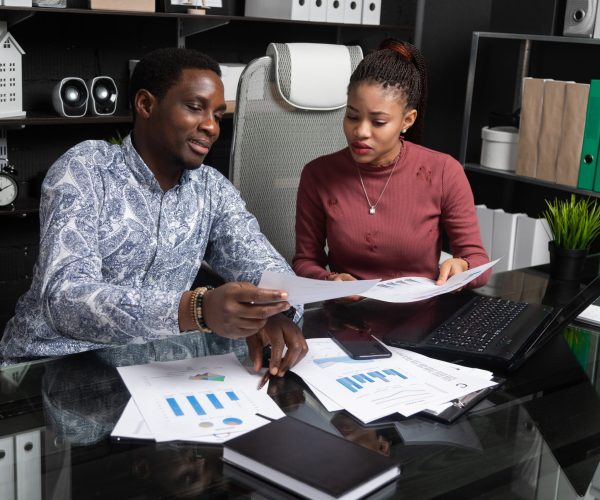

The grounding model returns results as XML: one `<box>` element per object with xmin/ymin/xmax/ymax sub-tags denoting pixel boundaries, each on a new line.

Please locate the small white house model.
<box><xmin>0</xmin><ymin>21</ymin><xmax>25</xmax><ymax>118</ymax></box>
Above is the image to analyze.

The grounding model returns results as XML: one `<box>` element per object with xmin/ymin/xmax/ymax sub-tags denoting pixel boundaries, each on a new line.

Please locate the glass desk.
<box><xmin>2</xmin><ymin>261</ymin><xmax>600</xmax><ymax>500</ymax></box>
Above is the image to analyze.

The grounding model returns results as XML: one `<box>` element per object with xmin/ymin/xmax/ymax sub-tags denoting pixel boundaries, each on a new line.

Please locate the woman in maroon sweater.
<box><xmin>293</xmin><ymin>39</ymin><xmax>490</xmax><ymax>291</ymax></box>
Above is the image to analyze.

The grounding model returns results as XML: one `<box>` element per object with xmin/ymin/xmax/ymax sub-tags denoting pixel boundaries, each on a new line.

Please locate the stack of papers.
<box><xmin>291</xmin><ymin>338</ymin><xmax>497</xmax><ymax>424</ymax></box>
<box><xmin>112</xmin><ymin>353</ymin><xmax>284</xmax><ymax>443</ymax></box>
<box><xmin>259</xmin><ymin>260</ymin><xmax>498</xmax><ymax>305</ymax></box>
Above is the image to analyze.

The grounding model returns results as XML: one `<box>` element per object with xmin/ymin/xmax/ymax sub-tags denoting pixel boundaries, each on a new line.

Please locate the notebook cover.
<box><xmin>222</xmin><ymin>416</ymin><xmax>400</xmax><ymax>498</ymax></box>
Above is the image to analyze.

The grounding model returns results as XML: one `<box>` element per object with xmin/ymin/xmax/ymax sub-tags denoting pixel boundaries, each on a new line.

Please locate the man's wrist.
<box><xmin>281</xmin><ymin>306</ymin><xmax>296</xmax><ymax>320</ymax></box>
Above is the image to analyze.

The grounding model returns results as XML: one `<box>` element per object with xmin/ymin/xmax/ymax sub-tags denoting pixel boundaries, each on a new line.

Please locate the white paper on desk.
<box><xmin>112</xmin><ymin>399</ymin><xmax>154</xmax><ymax>441</ymax></box>
<box><xmin>384</xmin><ymin>346</ymin><xmax>497</xmax><ymax>414</ymax></box>
<box><xmin>360</xmin><ymin>259</ymin><xmax>500</xmax><ymax>303</ymax></box>
<box><xmin>292</xmin><ymin>338</ymin><xmax>489</xmax><ymax>423</ymax></box>
<box><xmin>258</xmin><ymin>271</ymin><xmax>380</xmax><ymax>305</ymax></box>
<box><xmin>576</xmin><ymin>303</ymin><xmax>600</xmax><ymax>327</ymax></box>
<box><xmin>117</xmin><ymin>353</ymin><xmax>283</xmax><ymax>443</ymax></box>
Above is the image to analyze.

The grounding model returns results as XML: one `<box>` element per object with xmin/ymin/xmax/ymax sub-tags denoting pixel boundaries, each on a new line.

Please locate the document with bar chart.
<box><xmin>292</xmin><ymin>339</ymin><xmax>490</xmax><ymax>423</ymax></box>
<box><xmin>117</xmin><ymin>353</ymin><xmax>282</xmax><ymax>443</ymax></box>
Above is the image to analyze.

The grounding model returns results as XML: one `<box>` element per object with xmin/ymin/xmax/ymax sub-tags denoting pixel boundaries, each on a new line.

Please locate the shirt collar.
<box><xmin>121</xmin><ymin>134</ymin><xmax>192</xmax><ymax>190</ymax></box>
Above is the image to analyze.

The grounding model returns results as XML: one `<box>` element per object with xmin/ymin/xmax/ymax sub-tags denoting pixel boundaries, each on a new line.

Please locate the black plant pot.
<box><xmin>548</xmin><ymin>241</ymin><xmax>589</xmax><ymax>281</ymax></box>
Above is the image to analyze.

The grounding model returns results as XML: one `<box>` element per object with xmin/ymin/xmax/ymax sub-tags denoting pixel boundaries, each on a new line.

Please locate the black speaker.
<box><xmin>52</xmin><ymin>77</ymin><xmax>88</xmax><ymax>117</ymax></box>
<box><xmin>87</xmin><ymin>76</ymin><xmax>118</xmax><ymax>116</ymax></box>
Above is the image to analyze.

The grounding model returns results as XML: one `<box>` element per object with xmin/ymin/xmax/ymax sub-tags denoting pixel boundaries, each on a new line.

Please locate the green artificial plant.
<box><xmin>542</xmin><ymin>194</ymin><xmax>600</xmax><ymax>250</ymax></box>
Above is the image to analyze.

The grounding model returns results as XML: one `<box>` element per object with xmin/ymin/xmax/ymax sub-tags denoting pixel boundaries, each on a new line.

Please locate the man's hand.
<box><xmin>203</xmin><ymin>282</ymin><xmax>292</xmax><ymax>339</ymax></box>
<box><xmin>436</xmin><ymin>257</ymin><xmax>469</xmax><ymax>285</ymax></box>
<box><xmin>246</xmin><ymin>314</ymin><xmax>308</xmax><ymax>376</ymax></box>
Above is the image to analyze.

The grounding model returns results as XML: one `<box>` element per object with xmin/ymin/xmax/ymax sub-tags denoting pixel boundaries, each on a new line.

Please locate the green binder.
<box><xmin>579</xmin><ymin>80</ymin><xmax>600</xmax><ymax>190</ymax></box>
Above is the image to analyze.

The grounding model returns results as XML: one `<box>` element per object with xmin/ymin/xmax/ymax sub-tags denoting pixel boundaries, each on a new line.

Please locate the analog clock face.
<box><xmin>0</xmin><ymin>173</ymin><xmax>18</xmax><ymax>207</ymax></box>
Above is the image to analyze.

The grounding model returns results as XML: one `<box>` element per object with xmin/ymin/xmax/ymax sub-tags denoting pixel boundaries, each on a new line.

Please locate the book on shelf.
<box><xmin>556</xmin><ymin>82</ymin><xmax>589</xmax><ymax>187</ymax></box>
<box><xmin>222</xmin><ymin>416</ymin><xmax>401</xmax><ymax>500</ymax></box>
<box><xmin>515</xmin><ymin>77</ymin><xmax>546</xmax><ymax>179</ymax></box>
<box><xmin>536</xmin><ymin>79</ymin><xmax>567</xmax><ymax>182</ymax></box>
<box><xmin>578</xmin><ymin>79</ymin><xmax>600</xmax><ymax>190</ymax></box>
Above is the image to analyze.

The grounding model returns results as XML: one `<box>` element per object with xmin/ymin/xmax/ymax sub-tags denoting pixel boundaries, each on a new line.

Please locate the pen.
<box><xmin>257</xmin><ymin>370</ymin><xmax>271</xmax><ymax>390</ymax></box>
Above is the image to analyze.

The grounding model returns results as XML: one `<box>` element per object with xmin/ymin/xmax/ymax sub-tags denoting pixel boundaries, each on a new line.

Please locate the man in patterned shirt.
<box><xmin>0</xmin><ymin>48</ymin><xmax>308</xmax><ymax>372</ymax></box>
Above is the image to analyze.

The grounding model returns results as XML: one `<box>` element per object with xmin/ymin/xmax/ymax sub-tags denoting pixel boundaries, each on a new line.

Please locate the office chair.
<box><xmin>229</xmin><ymin>42</ymin><xmax>363</xmax><ymax>263</ymax></box>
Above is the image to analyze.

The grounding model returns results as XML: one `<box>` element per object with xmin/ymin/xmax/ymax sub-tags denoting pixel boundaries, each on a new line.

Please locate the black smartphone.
<box><xmin>329</xmin><ymin>328</ymin><xmax>392</xmax><ymax>360</ymax></box>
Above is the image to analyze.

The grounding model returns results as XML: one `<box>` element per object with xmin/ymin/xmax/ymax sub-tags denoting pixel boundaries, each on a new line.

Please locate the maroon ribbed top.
<box><xmin>293</xmin><ymin>141</ymin><xmax>491</xmax><ymax>289</ymax></box>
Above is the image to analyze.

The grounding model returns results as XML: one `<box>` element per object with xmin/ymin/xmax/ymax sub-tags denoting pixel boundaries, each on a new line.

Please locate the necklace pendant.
<box><xmin>369</xmin><ymin>206</ymin><xmax>376</xmax><ymax>215</ymax></box>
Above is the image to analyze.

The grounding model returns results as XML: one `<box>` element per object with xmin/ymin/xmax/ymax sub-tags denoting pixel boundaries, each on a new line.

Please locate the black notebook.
<box><xmin>222</xmin><ymin>416</ymin><xmax>401</xmax><ymax>500</ymax></box>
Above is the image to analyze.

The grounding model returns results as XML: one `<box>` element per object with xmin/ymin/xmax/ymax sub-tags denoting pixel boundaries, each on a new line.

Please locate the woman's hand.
<box><xmin>436</xmin><ymin>258</ymin><xmax>469</xmax><ymax>286</ymax></box>
<box><xmin>327</xmin><ymin>272</ymin><xmax>363</xmax><ymax>303</ymax></box>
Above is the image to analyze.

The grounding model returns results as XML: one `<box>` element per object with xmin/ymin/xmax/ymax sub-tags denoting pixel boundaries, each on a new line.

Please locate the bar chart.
<box><xmin>164</xmin><ymin>390</ymin><xmax>242</xmax><ymax>418</ymax></box>
<box><xmin>337</xmin><ymin>369</ymin><xmax>407</xmax><ymax>393</ymax></box>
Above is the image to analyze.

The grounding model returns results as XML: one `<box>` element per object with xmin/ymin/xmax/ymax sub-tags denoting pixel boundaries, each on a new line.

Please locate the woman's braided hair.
<box><xmin>349</xmin><ymin>38</ymin><xmax>428</xmax><ymax>145</ymax></box>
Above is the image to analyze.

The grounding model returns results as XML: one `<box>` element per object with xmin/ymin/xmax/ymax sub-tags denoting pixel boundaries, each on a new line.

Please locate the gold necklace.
<box><xmin>355</xmin><ymin>152</ymin><xmax>401</xmax><ymax>215</ymax></box>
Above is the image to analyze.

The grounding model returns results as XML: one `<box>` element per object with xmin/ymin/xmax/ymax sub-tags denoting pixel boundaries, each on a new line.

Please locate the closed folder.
<box><xmin>0</xmin><ymin>436</ymin><xmax>15</xmax><ymax>500</ymax></box>
<box><xmin>15</xmin><ymin>430</ymin><xmax>41</xmax><ymax>500</ymax></box>
<box><xmin>513</xmin><ymin>216</ymin><xmax>551</xmax><ymax>270</ymax></box>
<box><xmin>516</xmin><ymin>78</ymin><xmax>546</xmax><ymax>178</ymax></box>
<box><xmin>309</xmin><ymin>0</ymin><xmax>327</xmax><ymax>21</ymax></box>
<box><xmin>536</xmin><ymin>80</ymin><xmax>567</xmax><ymax>182</ymax></box>
<box><xmin>325</xmin><ymin>0</ymin><xmax>344</xmax><ymax>22</ymax></box>
<box><xmin>244</xmin><ymin>0</ymin><xmax>310</xmax><ymax>21</ymax></box>
<box><xmin>361</xmin><ymin>0</ymin><xmax>381</xmax><ymax>25</ymax></box>
<box><xmin>491</xmin><ymin>209</ymin><xmax>525</xmax><ymax>272</ymax></box>
<box><xmin>556</xmin><ymin>82</ymin><xmax>590</xmax><ymax>187</ymax></box>
<box><xmin>475</xmin><ymin>204</ymin><xmax>494</xmax><ymax>258</ymax></box>
<box><xmin>580</xmin><ymin>80</ymin><xmax>600</xmax><ymax>191</ymax></box>
<box><xmin>343</xmin><ymin>0</ymin><xmax>362</xmax><ymax>23</ymax></box>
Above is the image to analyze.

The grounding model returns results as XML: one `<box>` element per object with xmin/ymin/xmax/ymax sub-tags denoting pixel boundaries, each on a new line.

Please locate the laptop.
<box><xmin>381</xmin><ymin>273</ymin><xmax>600</xmax><ymax>372</ymax></box>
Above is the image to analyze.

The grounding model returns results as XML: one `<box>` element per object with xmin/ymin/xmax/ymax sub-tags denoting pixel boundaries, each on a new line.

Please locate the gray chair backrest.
<box><xmin>229</xmin><ymin>42</ymin><xmax>363</xmax><ymax>263</ymax></box>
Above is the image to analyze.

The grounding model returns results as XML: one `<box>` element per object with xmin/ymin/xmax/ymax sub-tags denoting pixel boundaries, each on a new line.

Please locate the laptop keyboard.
<box><xmin>424</xmin><ymin>296</ymin><xmax>528</xmax><ymax>353</ymax></box>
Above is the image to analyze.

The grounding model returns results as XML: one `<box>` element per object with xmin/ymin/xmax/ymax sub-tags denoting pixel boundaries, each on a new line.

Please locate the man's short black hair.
<box><xmin>129</xmin><ymin>47</ymin><xmax>222</xmax><ymax>111</ymax></box>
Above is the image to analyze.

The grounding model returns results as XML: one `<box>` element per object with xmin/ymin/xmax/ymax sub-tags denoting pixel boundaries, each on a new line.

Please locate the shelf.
<box><xmin>473</xmin><ymin>31</ymin><xmax>600</xmax><ymax>46</ymax></box>
<box><xmin>0</xmin><ymin>113</ymin><xmax>133</xmax><ymax>127</ymax></box>
<box><xmin>0</xmin><ymin>6</ymin><xmax>407</xmax><ymax>30</ymax></box>
<box><xmin>464</xmin><ymin>163</ymin><xmax>600</xmax><ymax>198</ymax></box>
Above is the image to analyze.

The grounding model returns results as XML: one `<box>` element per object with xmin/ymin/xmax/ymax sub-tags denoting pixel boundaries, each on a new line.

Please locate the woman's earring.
<box><xmin>401</xmin><ymin>128</ymin><xmax>408</xmax><ymax>135</ymax></box>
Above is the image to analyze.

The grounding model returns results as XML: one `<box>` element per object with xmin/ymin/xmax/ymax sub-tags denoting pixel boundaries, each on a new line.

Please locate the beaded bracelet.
<box><xmin>191</xmin><ymin>286</ymin><xmax>214</xmax><ymax>333</ymax></box>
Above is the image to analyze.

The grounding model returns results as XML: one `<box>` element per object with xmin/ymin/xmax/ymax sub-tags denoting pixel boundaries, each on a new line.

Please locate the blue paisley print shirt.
<box><xmin>0</xmin><ymin>135</ymin><xmax>299</xmax><ymax>364</ymax></box>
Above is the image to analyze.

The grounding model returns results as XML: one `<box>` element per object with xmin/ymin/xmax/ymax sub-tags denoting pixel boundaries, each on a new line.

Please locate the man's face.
<box><xmin>148</xmin><ymin>68</ymin><xmax>226</xmax><ymax>172</ymax></box>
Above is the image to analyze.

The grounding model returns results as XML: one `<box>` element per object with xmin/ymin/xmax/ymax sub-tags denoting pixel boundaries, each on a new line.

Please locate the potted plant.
<box><xmin>542</xmin><ymin>194</ymin><xmax>600</xmax><ymax>280</ymax></box>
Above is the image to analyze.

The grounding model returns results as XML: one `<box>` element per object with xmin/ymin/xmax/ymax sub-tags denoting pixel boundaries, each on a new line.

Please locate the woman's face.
<box><xmin>343</xmin><ymin>82</ymin><xmax>417</xmax><ymax>166</ymax></box>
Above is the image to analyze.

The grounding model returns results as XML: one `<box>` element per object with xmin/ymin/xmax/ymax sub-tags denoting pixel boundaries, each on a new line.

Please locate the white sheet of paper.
<box><xmin>117</xmin><ymin>353</ymin><xmax>283</xmax><ymax>443</ymax></box>
<box><xmin>258</xmin><ymin>271</ymin><xmax>380</xmax><ymax>305</ymax></box>
<box><xmin>111</xmin><ymin>399</ymin><xmax>154</xmax><ymax>440</ymax></box>
<box><xmin>291</xmin><ymin>338</ymin><xmax>493</xmax><ymax>423</ymax></box>
<box><xmin>360</xmin><ymin>259</ymin><xmax>500</xmax><ymax>303</ymax></box>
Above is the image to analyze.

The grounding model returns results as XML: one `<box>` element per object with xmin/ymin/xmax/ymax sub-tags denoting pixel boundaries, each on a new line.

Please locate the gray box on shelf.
<box><xmin>480</xmin><ymin>126</ymin><xmax>518</xmax><ymax>171</ymax></box>
<box><xmin>33</xmin><ymin>0</ymin><xmax>66</xmax><ymax>6</ymax></box>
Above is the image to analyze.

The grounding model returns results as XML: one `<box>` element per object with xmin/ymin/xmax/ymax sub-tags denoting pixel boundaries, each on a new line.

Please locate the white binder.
<box><xmin>491</xmin><ymin>209</ymin><xmax>525</xmax><ymax>273</ymax></box>
<box><xmin>513</xmin><ymin>216</ymin><xmax>551</xmax><ymax>270</ymax></box>
<box><xmin>361</xmin><ymin>0</ymin><xmax>380</xmax><ymax>24</ymax></box>
<box><xmin>309</xmin><ymin>0</ymin><xmax>327</xmax><ymax>21</ymax></box>
<box><xmin>15</xmin><ymin>430</ymin><xmax>42</xmax><ymax>500</ymax></box>
<box><xmin>244</xmin><ymin>0</ymin><xmax>310</xmax><ymax>21</ymax></box>
<box><xmin>326</xmin><ymin>0</ymin><xmax>344</xmax><ymax>22</ymax></box>
<box><xmin>475</xmin><ymin>204</ymin><xmax>494</xmax><ymax>258</ymax></box>
<box><xmin>0</xmin><ymin>436</ymin><xmax>15</xmax><ymax>500</ymax></box>
<box><xmin>343</xmin><ymin>0</ymin><xmax>362</xmax><ymax>23</ymax></box>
